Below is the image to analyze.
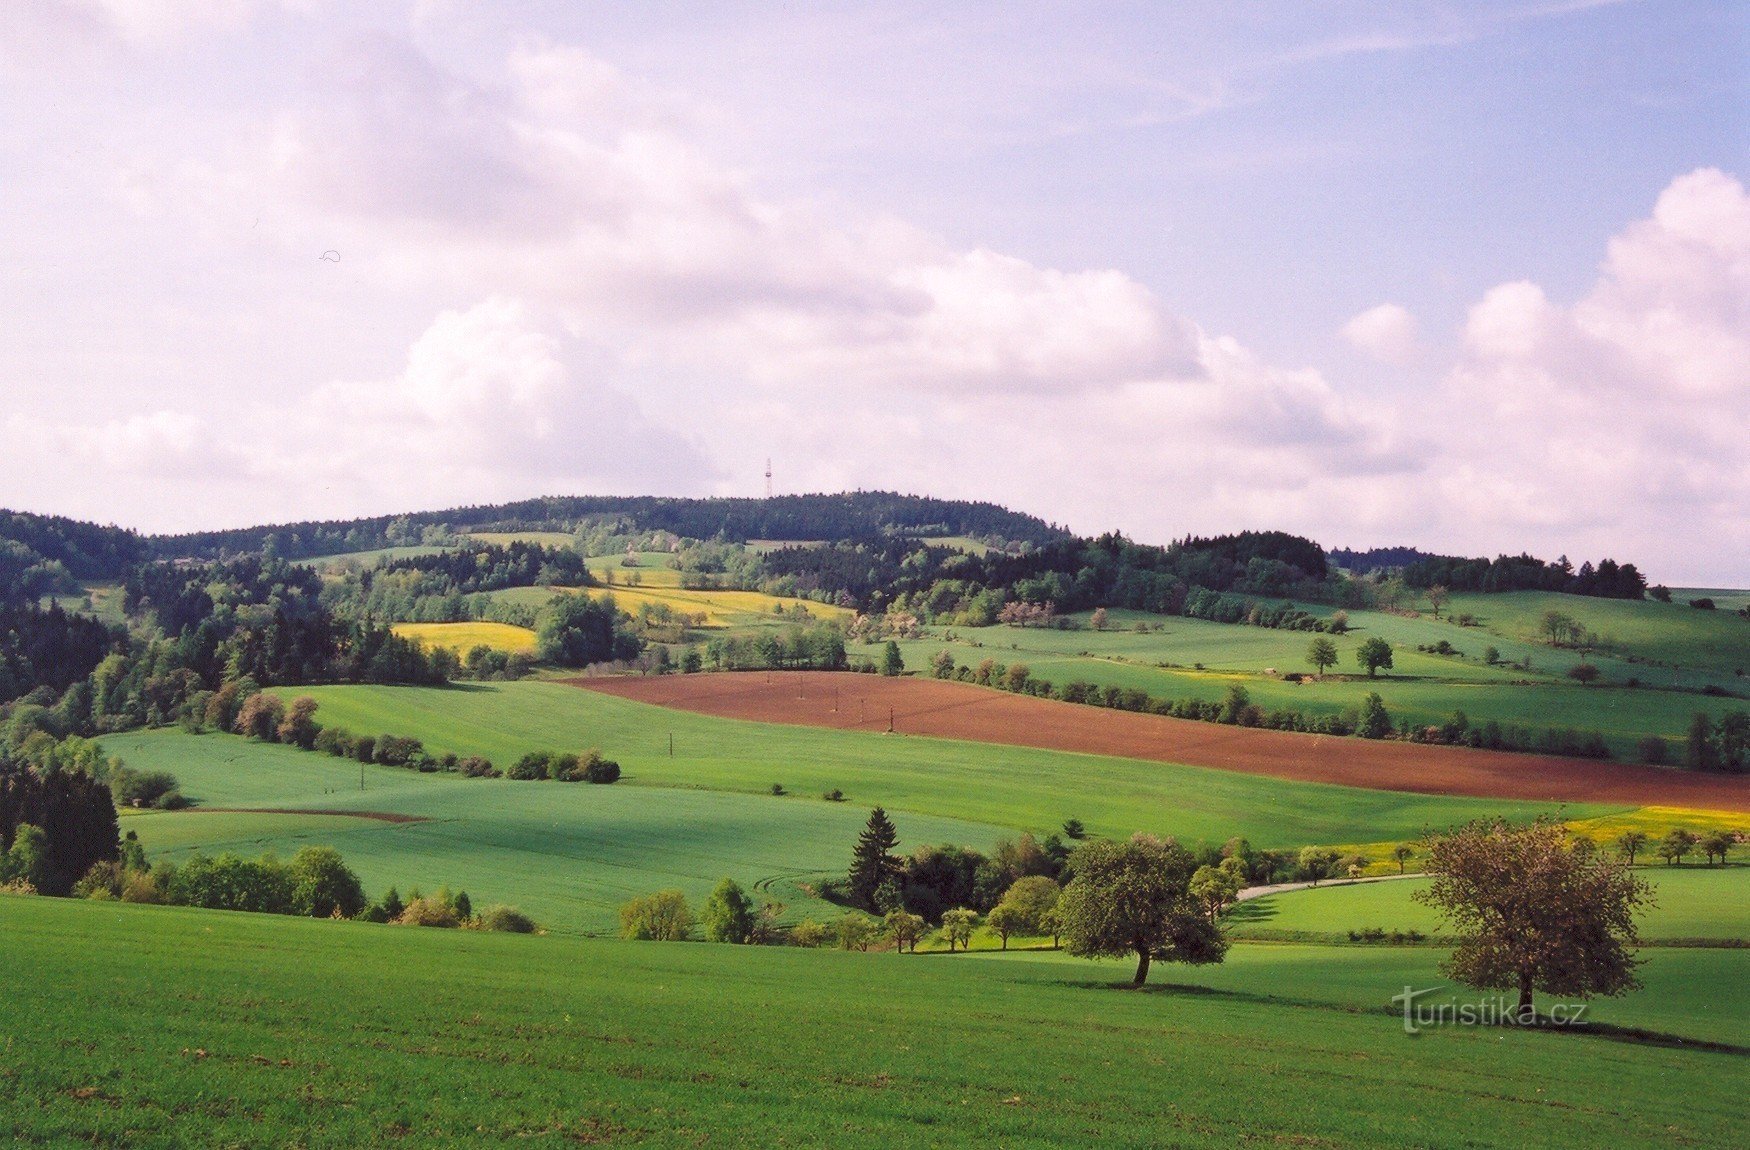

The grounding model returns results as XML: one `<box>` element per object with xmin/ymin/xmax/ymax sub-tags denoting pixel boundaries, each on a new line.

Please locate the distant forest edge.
<box><xmin>1329</xmin><ymin>546</ymin><xmax>1652</xmax><ymax>600</ymax></box>
<box><xmin>2</xmin><ymin>497</ymin><xmax>1671</xmax><ymax>606</ymax></box>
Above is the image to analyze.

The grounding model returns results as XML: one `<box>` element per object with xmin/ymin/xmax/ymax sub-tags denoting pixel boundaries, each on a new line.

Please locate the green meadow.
<box><xmin>1228</xmin><ymin>866</ymin><xmax>1750</xmax><ymax>944</ymax></box>
<box><xmin>241</xmin><ymin>682</ymin><xmax>1620</xmax><ymax>842</ymax></box>
<box><xmin>104</xmin><ymin>676</ymin><xmax>1621</xmax><ymax>932</ymax></box>
<box><xmin>105</xmin><ymin>728</ymin><xmax>1010</xmax><ymax>934</ymax></box>
<box><xmin>890</xmin><ymin>589</ymin><xmax>1749</xmax><ymax>754</ymax></box>
<box><xmin>1</xmin><ymin>896</ymin><xmax>1742</xmax><ymax>1149</ymax></box>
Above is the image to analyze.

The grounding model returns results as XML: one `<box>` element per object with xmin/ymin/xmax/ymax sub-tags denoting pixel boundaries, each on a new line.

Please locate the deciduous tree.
<box><xmin>702</xmin><ymin>878</ymin><xmax>755</xmax><ymax>943</ymax></box>
<box><xmin>1055</xmin><ymin>835</ymin><xmax>1226</xmax><ymax>987</ymax></box>
<box><xmin>1414</xmin><ymin>818</ymin><xmax>1650</xmax><ymax>1015</ymax></box>
<box><xmin>1355</xmin><ymin>637</ymin><xmax>1393</xmax><ymax>678</ymax></box>
<box><xmin>1306</xmin><ymin>636</ymin><xmax>1337</xmax><ymax>677</ymax></box>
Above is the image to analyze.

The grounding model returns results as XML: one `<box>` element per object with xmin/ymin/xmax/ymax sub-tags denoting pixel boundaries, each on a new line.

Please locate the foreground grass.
<box><xmin>0</xmin><ymin>897</ymin><xmax>1742</xmax><ymax>1147</ymax></box>
<box><xmin>251</xmin><ymin>682</ymin><xmax>1622</xmax><ymax>846</ymax></box>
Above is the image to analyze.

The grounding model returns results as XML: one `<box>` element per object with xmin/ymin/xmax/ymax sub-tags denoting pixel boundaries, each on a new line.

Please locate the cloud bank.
<box><xmin>1</xmin><ymin>21</ymin><xmax>1743</xmax><ymax>583</ymax></box>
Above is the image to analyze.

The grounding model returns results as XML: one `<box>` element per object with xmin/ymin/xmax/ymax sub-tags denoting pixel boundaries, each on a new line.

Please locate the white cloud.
<box><xmin>1426</xmin><ymin>168</ymin><xmax>1750</xmax><ymax>577</ymax></box>
<box><xmin>1340</xmin><ymin>302</ymin><xmax>1421</xmax><ymax>364</ymax></box>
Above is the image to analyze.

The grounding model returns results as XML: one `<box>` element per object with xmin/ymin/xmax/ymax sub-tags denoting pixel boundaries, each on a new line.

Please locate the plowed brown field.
<box><xmin>571</xmin><ymin>672</ymin><xmax>1750</xmax><ymax>810</ymax></box>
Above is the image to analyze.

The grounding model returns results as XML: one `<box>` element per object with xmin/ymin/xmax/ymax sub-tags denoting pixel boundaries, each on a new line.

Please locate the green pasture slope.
<box><xmin>1230</xmin><ymin>865</ymin><xmax>1750</xmax><ymax>944</ymax></box>
<box><xmin>106</xmin><ymin>729</ymin><xmax>1011</xmax><ymax>935</ymax></box>
<box><xmin>107</xmin><ymin>682</ymin><xmax>1617</xmax><ymax>932</ymax></box>
<box><xmin>1</xmin><ymin>896</ymin><xmax>1743</xmax><ymax>1148</ymax></box>
<box><xmin>260</xmin><ymin>681</ymin><xmax>1620</xmax><ymax>841</ymax></box>
<box><xmin>890</xmin><ymin>589</ymin><xmax>1750</xmax><ymax>754</ymax></box>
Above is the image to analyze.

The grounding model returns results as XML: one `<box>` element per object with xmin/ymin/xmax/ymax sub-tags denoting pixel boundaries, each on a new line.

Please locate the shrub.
<box><xmin>822</xmin><ymin>788</ymin><xmax>845</xmax><ymax>802</ymax></box>
<box><xmin>620</xmin><ymin>890</ymin><xmax>693</xmax><ymax>941</ymax></box>
<box><xmin>1567</xmin><ymin>663</ymin><xmax>1601</xmax><ymax>684</ymax></box>
<box><xmin>477</xmin><ymin>905</ymin><xmax>538</xmax><ymax>933</ymax></box>
<box><xmin>353</xmin><ymin>736</ymin><xmax>377</xmax><ymax>764</ymax></box>
<box><xmin>508</xmin><ymin>751</ymin><xmax>551</xmax><ymax>781</ymax></box>
<box><xmin>232</xmin><ymin>694</ymin><xmax>286</xmax><ymax>742</ymax></box>
<box><xmin>581</xmin><ymin>751</ymin><xmax>621</xmax><ymax>784</ymax></box>
<box><xmin>314</xmin><ymin>727</ymin><xmax>355</xmax><ymax>757</ymax></box>
<box><xmin>288</xmin><ymin>846</ymin><xmax>367</xmax><ymax>919</ymax></box>
<box><xmin>457</xmin><ymin>756</ymin><xmax>499</xmax><ymax>778</ymax></box>
<box><xmin>1637</xmin><ymin>736</ymin><xmax>1669</xmax><ymax>765</ymax></box>
<box><xmin>790</xmin><ymin>919</ymin><xmax>830</xmax><ymax>948</ymax></box>
<box><xmin>398</xmin><ymin>895</ymin><xmax>461</xmax><ymax>928</ymax></box>
<box><xmin>108</xmin><ymin>768</ymin><xmax>182</xmax><ymax>810</ymax></box>
<box><xmin>374</xmin><ymin>735</ymin><xmax>424</xmax><ymax>767</ymax></box>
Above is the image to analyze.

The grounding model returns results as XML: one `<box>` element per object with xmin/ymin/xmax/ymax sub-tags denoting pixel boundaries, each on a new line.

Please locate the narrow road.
<box><xmin>1236</xmin><ymin>872</ymin><xmax>1423</xmax><ymax>901</ymax></box>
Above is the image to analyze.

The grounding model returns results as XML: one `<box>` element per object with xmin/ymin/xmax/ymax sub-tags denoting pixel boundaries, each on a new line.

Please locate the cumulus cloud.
<box><xmin>1340</xmin><ymin>302</ymin><xmax>1421</xmax><ymax>364</ymax></box>
<box><xmin>1427</xmin><ymin>168</ymin><xmax>1750</xmax><ymax>576</ymax></box>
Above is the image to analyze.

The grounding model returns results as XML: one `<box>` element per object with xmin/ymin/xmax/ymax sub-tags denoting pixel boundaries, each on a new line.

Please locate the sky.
<box><xmin>0</xmin><ymin>1</ymin><xmax>1746</xmax><ymax>584</ymax></box>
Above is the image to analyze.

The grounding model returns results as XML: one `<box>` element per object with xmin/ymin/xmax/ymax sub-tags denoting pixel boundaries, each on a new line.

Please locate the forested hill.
<box><xmin>144</xmin><ymin>492</ymin><xmax>1071</xmax><ymax>562</ymax></box>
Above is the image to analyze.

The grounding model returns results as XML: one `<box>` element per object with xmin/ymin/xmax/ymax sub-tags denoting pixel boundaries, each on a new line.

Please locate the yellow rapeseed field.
<box><xmin>392</xmin><ymin>621</ymin><xmax>539</xmax><ymax>655</ymax></box>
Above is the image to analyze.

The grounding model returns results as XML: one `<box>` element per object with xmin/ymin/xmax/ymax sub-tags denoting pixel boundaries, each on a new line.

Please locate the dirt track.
<box><xmin>571</xmin><ymin>672</ymin><xmax>1750</xmax><ymax>811</ymax></box>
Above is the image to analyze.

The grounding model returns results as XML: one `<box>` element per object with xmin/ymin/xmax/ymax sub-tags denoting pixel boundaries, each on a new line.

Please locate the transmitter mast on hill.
<box><xmin>765</xmin><ymin>458</ymin><xmax>773</xmax><ymax>499</ymax></box>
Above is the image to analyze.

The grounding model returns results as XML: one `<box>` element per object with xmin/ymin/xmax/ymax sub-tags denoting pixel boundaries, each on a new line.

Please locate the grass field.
<box><xmin>252</xmin><ymin>682</ymin><xmax>1624</xmax><ymax>844</ymax></box>
<box><xmin>1229</xmin><ymin>866</ymin><xmax>1750</xmax><ymax>944</ymax></box>
<box><xmin>889</xmin><ymin>590</ymin><xmax>1749</xmax><ymax>754</ymax></box>
<box><xmin>1</xmin><ymin>896</ymin><xmax>1743</xmax><ymax>1147</ymax></box>
<box><xmin>293</xmin><ymin>544</ymin><xmax>453</xmax><ymax>570</ymax></box>
<box><xmin>101</xmin><ymin>728</ymin><xmax>1011</xmax><ymax>934</ymax></box>
<box><xmin>391</xmin><ymin>621</ymin><xmax>538</xmax><ymax>655</ymax></box>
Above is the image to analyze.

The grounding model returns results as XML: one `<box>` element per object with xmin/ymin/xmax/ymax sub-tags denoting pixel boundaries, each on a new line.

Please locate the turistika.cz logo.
<box><xmin>1392</xmin><ymin>985</ymin><xmax>1589</xmax><ymax>1035</ymax></box>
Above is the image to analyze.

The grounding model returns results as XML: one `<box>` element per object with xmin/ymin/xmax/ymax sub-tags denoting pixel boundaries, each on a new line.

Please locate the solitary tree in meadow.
<box><xmin>1055</xmin><ymin>836</ymin><xmax>1226</xmax><ymax>987</ymax></box>
<box><xmin>1355</xmin><ymin>638</ymin><xmax>1394</xmax><ymax>678</ymax></box>
<box><xmin>1307</xmin><ymin>636</ymin><xmax>1338</xmax><ymax>677</ymax></box>
<box><xmin>1426</xmin><ymin>584</ymin><xmax>1449</xmax><ymax>619</ymax></box>
<box><xmin>881</xmin><ymin>641</ymin><xmax>904</xmax><ymax>677</ymax></box>
<box><xmin>1091</xmin><ymin>607</ymin><xmax>1109</xmax><ymax>632</ymax></box>
<box><xmin>1415</xmin><ymin>818</ymin><xmax>1651</xmax><ymax>1016</ymax></box>
<box><xmin>1392</xmin><ymin>844</ymin><xmax>1415</xmax><ymax>874</ymax></box>
<box><xmin>1615</xmin><ymin>830</ymin><xmax>1648</xmax><ymax>866</ymax></box>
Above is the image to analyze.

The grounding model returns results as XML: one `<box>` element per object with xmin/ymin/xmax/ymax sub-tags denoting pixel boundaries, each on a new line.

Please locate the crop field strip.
<box><xmin>576</xmin><ymin>672</ymin><xmax>1750</xmax><ymax>810</ymax></box>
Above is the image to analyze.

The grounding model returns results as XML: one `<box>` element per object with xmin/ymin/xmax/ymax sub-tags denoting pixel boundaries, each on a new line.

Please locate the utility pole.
<box><xmin>888</xmin><ymin>706</ymin><xmax>895</xmax><ymax>734</ymax></box>
<box><xmin>669</xmin><ymin>732</ymin><xmax>674</xmax><ymax>757</ymax></box>
<box><xmin>360</xmin><ymin>762</ymin><xmax>365</xmax><ymax>792</ymax></box>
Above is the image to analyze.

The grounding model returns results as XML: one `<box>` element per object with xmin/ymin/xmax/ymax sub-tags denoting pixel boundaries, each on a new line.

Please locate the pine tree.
<box><xmin>849</xmin><ymin>807</ymin><xmax>901</xmax><ymax>910</ymax></box>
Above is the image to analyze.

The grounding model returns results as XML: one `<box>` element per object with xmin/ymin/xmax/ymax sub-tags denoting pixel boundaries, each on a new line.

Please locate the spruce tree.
<box><xmin>849</xmin><ymin>807</ymin><xmax>901</xmax><ymax>910</ymax></box>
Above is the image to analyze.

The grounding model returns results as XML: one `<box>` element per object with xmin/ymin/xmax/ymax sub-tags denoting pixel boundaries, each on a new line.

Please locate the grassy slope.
<box><xmin>252</xmin><ymin>682</ymin><xmax>1621</xmax><ymax>844</ymax></box>
<box><xmin>891</xmin><ymin>591</ymin><xmax>1749</xmax><ymax>753</ymax></box>
<box><xmin>1</xmin><ymin>897</ymin><xmax>1742</xmax><ymax>1148</ymax></box>
<box><xmin>104</xmin><ymin>729</ymin><xmax>1010</xmax><ymax>935</ymax></box>
<box><xmin>1229</xmin><ymin>866</ymin><xmax>1750</xmax><ymax>943</ymax></box>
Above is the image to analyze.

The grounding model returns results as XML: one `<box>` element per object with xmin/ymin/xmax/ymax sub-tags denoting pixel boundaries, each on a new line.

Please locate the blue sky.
<box><xmin>1</xmin><ymin>1</ymin><xmax>1746</xmax><ymax>582</ymax></box>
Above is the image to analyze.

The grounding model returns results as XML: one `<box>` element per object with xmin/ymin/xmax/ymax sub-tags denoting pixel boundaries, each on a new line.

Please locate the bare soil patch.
<box><xmin>571</xmin><ymin>672</ymin><xmax>1750</xmax><ymax>811</ymax></box>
